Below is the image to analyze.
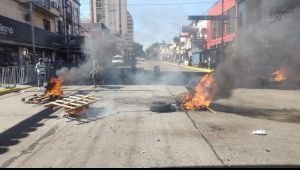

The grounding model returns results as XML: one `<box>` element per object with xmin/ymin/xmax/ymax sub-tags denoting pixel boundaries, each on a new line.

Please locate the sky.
<box><xmin>80</xmin><ymin>0</ymin><xmax>218</xmax><ymax>49</ymax></box>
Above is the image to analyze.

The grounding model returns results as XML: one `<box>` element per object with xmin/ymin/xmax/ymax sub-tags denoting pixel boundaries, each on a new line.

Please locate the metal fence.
<box><xmin>0</xmin><ymin>65</ymin><xmax>37</xmax><ymax>88</ymax></box>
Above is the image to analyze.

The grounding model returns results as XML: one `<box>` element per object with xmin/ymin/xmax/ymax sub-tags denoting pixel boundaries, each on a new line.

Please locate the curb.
<box><xmin>164</xmin><ymin>62</ymin><xmax>214</xmax><ymax>73</ymax></box>
<box><xmin>0</xmin><ymin>87</ymin><xmax>31</xmax><ymax>96</ymax></box>
<box><xmin>181</xmin><ymin>65</ymin><xmax>214</xmax><ymax>73</ymax></box>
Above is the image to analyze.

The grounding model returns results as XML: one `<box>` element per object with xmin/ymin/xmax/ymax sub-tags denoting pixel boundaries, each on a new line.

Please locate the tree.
<box><xmin>145</xmin><ymin>42</ymin><xmax>161</xmax><ymax>60</ymax></box>
<box><xmin>133</xmin><ymin>42</ymin><xmax>145</xmax><ymax>58</ymax></box>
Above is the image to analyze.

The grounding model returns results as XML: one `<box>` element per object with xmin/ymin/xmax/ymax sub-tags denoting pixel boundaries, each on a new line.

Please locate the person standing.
<box><xmin>35</xmin><ymin>58</ymin><xmax>46</xmax><ymax>91</ymax></box>
<box><xmin>89</xmin><ymin>59</ymin><xmax>100</xmax><ymax>88</ymax></box>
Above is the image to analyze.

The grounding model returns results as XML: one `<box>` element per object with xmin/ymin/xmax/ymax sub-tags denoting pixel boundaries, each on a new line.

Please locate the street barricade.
<box><xmin>0</xmin><ymin>65</ymin><xmax>37</xmax><ymax>88</ymax></box>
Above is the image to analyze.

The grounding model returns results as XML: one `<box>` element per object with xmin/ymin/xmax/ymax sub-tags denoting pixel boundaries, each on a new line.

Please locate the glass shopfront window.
<box><xmin>0</xmin><ymin>45</ymin><xmax>19</xmax><ymax>67</ymax></box>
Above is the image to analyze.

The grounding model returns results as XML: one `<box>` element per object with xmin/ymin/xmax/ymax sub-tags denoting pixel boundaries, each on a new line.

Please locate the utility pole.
<box><xmin>64</xmin><ymin>0</ymin><xmax>70</xmax><ymax>64</ymax></box>
<box><xmin>29</xmin><ymin>1</ymin><xmax>36</xmax><ymax>63</ymax></box>
<box><xmin>221</xmin><ymin>0</ymin><xmax>224</xmax><ymax>45</ymax></box>
<box><xmin>220</xmin><ymin>0</ymin><xmax>225</xmax><ymax>63</ymax></box>
<box><xmin>169</xmin><ymin>23</ymin><xmax>182</xmax><ymax>63</ymax></box>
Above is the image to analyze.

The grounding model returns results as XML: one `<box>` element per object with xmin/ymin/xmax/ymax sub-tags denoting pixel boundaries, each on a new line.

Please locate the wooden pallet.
<box><xmin>180</xmin><ymin>105</ymin><xmax>217</xmax><ymax>114</ymax></box>
<box><xmin>45</xmin><ymin>94</ymin><xmax>100</xmax><ymax>117</ymax></box>
<box><xmin>22</xmin><ymin>94</ymin><xmax>63</xmax><ymax>104</ymax></box>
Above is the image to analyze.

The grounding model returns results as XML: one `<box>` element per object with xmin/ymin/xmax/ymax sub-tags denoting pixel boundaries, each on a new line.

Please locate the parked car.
<box><xmin>112</xmin><ymin>55</ymin><xmax>125</xmax><ymax>66</ymax></box>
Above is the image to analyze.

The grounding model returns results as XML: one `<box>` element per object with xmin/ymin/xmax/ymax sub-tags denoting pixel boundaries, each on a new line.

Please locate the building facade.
<box><xmin>90</xmin><ymin>0</ymin><xmax>127</xmax><ymax>37</ymax></box>
<box><xmin>237</xmin><ymin>0</ymin><xmax>300</xmax><ymax>33</ymax></box>
<box><xmin>207</xmin><ymin>0</ymin><xmax>237</xmax><ymax>49</ymax></box>
<box><xmin>0</xmin><ymin>0</ymin><xmax>81</xmax><ymax>67</ymax></box>
<box><xmin>125</xmin><ymin>11</ymin><xmax>134</xmax><ymax>51</ymax></box>
<box><xmin>236</xmin><ymin>0</ymin><xmax>300</xmax><ymax>74</ymax></box>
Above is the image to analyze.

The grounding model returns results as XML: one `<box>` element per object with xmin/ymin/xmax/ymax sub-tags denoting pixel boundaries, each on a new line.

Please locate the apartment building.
<box><xmin>125</xmin><ymin>11</ymin><xmax>134</xmax><ymax>51</ymax></box>
<box><xmin>90</xmin><ymin>0</ymin><xmax>128</xmax><ymax>37</ymax></box>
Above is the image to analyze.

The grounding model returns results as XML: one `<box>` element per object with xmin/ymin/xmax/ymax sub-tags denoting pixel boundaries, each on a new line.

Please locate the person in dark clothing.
<box><xmin>89</xmin><ymin>59</ymin><xmax>100</xmax><ymax>88</ymax></box>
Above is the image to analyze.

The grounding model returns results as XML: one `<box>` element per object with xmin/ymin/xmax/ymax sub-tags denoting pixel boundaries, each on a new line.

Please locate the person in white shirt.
<box><xmin>35</xmin><ymin>58</ymin><xmax>46</xmax><ymax>90</ymax></box>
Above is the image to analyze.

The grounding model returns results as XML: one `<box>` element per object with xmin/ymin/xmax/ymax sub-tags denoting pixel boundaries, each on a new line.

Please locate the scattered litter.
<box><xmin>19</xmin><ymin>91</ymin><xmax>25</xmax><ymax>94</ymax></box>
<box><xmin>252</xmin><ymin>130</ymin><xmax>267</xmax><ymax>135</ymax></box>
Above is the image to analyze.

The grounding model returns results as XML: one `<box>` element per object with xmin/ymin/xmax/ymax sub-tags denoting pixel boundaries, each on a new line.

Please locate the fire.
<box><xmin>45</xmin><ymin>77</ymin><xmax>64</xmax><ymax>97</ymax></box>
<box><xmin>180</xmin><ymin>73</ymin><xmax>217</xmax><ymax>110</ymax></box>
<box><xmin>272</xmin><ymin>68</ymin><xmax>287</xmax><ymax>82</ymax></box>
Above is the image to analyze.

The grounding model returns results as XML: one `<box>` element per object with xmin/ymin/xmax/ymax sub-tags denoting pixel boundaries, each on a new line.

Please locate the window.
<box><xmin>66</xmin><ymin>0</ymin><xmax>72</xmax><ymax>14</ymax></box>
<box><xmin>226</xmin><ymin>7</ymin><xmax>236</xmax><ymax>34</ymax></box>
<box><xmin>238</xmin><ymin>13</ymin><xmax>243</xmax><ymax>27</ymax></box>
<box><xmin>58</xmin><ymin>20</ymin><xmax>64</xmax><ymax>34</ymax></box>
<box><xmin>211</xmin><ymin>21</ymin><xmax>217</xmax><ymax>39</ymax></box>
<box><xmin>217</xmin><ymin>20</ymin><xmax>223</xmax><ymax>38</ymax></box>
<box><xmin>43</xmin><ymin>19</ymin><xmax>51</xmax><ymax>31</ymax></box>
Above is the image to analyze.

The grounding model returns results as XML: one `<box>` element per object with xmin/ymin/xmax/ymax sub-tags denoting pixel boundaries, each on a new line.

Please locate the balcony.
<box><xmin>17</xmin><ymin>0</ymin><xmax>59</xmax><ymax>17</ymax></box>
<box><xmin>32</xmin><ymin>0</ymin><xmax>50</xmax><ymax>9</ymax></box>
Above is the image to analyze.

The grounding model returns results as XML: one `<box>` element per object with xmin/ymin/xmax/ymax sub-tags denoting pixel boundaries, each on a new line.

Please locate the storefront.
<box><xmin>0</xmin><ymin>44</ymin><xmax>19</xmax><ymax>67</ymax></box>
<box><xmin>0</xmin><ymin>15</ymin><xmax>63</xmax><ymax>67</ymax></box>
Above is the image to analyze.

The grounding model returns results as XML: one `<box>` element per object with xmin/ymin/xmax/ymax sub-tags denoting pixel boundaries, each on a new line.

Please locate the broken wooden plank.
<box><xmin>49</xmin><ymin>102</ymin><xmax>76</xmax><ymax>109</ymax></box>
<box><xmin>206</xmin><ymin>106</ymin><xmax>217</xmax><ymax>114</ymax></box>
<box><xmin>75</xmin><ymin>94</ymin><xmax>100</xmax><ymax>100</ymax></box>
<box><xmin>63</xmin><ymin>98</ymin><xmax>89</xmax><ymax>105</ymax></box>
<box><xmin>55</xmin><ymin>100</ymin><xmax>83</xmax><ymax>107</ymax></box>
<box><xmin>69</xmin><ymin>96</ymin><xmax>96</xmax><ymax>102</ymax></box>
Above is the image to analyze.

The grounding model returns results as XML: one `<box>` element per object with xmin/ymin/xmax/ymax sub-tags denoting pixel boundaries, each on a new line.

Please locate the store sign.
<box><xmin>0</xmin><ymin>22</ymin><xmax>14</xmax><ymax>35</ymax></box>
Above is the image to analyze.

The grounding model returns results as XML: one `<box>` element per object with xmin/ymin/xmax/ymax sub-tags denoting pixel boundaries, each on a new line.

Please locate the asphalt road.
<box><xmin>137</xmin><ymin>59</ymin><xmax>201</xmax><ymax>72</ymax></box>
<box><xmin>0</xmin><ymin>60</ymin><xmax>300</xmax><ymax>168</ymax></box>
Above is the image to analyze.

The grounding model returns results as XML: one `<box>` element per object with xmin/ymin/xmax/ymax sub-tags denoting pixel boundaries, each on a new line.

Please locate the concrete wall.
<box><xmin>0</xmin><ymin>0</ymin><xmax>28</xmax><ymax>24</ymax></box>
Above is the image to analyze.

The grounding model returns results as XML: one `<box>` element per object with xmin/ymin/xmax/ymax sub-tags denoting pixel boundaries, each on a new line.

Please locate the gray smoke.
<box><xmin>56</xmin><ymin>32</ymin><xmax>121</xmax><ymax>84</ymax></box>
<box><xmin>215</xmin><ymin>5</ymin><xmax>300</xmax><ymax>99</ymax></box>
<box><xmin>86</xmin><ymin>100</ymin><xmax>117</xmax><ymax>118</ymax></box>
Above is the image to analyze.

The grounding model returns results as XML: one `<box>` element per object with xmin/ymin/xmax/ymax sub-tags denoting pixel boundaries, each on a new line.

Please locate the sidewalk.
<box><xmin>164</xmin><ymin>62</ymin><xmax>214</xmax><ymax>73</ymax></box>
<box><xmin>0</xmin><ymin>85</ymin><xmax>32</xmax><ymax>96</ymax></box>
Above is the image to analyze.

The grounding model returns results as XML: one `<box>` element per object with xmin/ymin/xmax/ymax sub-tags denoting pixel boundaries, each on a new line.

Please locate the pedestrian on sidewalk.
<box><xmin>35</xmin><ymin>58</ymin><xmax>46</xmax><ymax>91</ymax></box>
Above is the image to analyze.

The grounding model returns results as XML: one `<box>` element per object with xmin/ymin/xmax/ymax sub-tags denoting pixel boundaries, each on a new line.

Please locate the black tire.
<box><xmin>150</xmin><ymin>102</ymin><xmax>172</xmax><ymax>113</ymax></box>
<box><xmin>153</xmin><ymin>65</ymin><xmax>161</xmax><ymax>77</ymax></box>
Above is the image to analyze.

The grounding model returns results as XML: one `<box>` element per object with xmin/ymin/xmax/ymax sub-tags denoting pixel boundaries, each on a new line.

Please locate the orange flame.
<box><xmin>272</xmin><ymin>68</ymin><xmax>287</xmax><ymax>82</ymax></box>
<box><xmin>181</xmin><ymin>73</ymin><xmax>217</xmax><ymax>110</ymax></box>
<box><xmin>45</xmin><ymin>77</ymin><xmax>64</xmax><ymax>97</ymax></box>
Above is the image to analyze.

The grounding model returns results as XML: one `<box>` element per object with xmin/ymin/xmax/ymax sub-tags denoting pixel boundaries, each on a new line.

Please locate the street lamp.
<box><xmin>29</xmin><ymin>1</ymin><xmax>36</xmax><ymax>63</ymax></box>
<box><xmin>168</xmin><ymin>22</ymin><xmax>183</xmax><ymax>63</ymax></box>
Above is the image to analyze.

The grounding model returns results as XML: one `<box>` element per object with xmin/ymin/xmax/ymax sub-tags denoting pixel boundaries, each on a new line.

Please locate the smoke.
<box><xmin>86</xmin><ymin>100</ymin><xmax>117</xmax><ymax>118</ymax></box>
<box><xmin>215</xmin><ymin>3</ymin><xmax>300</xmax><ymax>99</ymax></box>
<box><xmin>56</xmin><ymin>31</ymin><xmax>122</xmax><ymax>84</ymax></box>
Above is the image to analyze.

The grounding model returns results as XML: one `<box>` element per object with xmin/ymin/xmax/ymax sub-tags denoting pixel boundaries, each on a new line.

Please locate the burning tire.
<box><xmin>150</xmin><ymin>102</ymin><xmax>173</xmax><ymax>113</ymax></box>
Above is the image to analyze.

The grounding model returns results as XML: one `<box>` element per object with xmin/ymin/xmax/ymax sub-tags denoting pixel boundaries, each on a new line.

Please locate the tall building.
<box><xmin>90</xmin><ymin>0</ymin><xmax>128</xmax><ymax>36</ymax></box>
<box><xmin>125</xmin><ymin>11</ymin><xmax>134</xmax><ymax>50</ymax></box>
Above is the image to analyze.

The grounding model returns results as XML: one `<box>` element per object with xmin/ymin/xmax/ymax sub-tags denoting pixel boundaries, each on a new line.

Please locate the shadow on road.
<box><xmin>211</xmin><ymin>103</ymin><xmax>300</xmax><ymax>123</ymax></box>
<box><xmin>0</xmin><ymin>107</ymin><xmax>57</xmax><ymax>155</ymax></box>
<box><xmin>64</xmin><ymin>107</ymin><xmax>115</xmax><ymax>125</ymax></box>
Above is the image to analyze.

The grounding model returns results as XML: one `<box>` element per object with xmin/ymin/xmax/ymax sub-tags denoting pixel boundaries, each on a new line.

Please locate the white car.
<box><xmin>112</xmin><ymin>55</ymin><xmax>124</xmax><ymax>66</ymax></box>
